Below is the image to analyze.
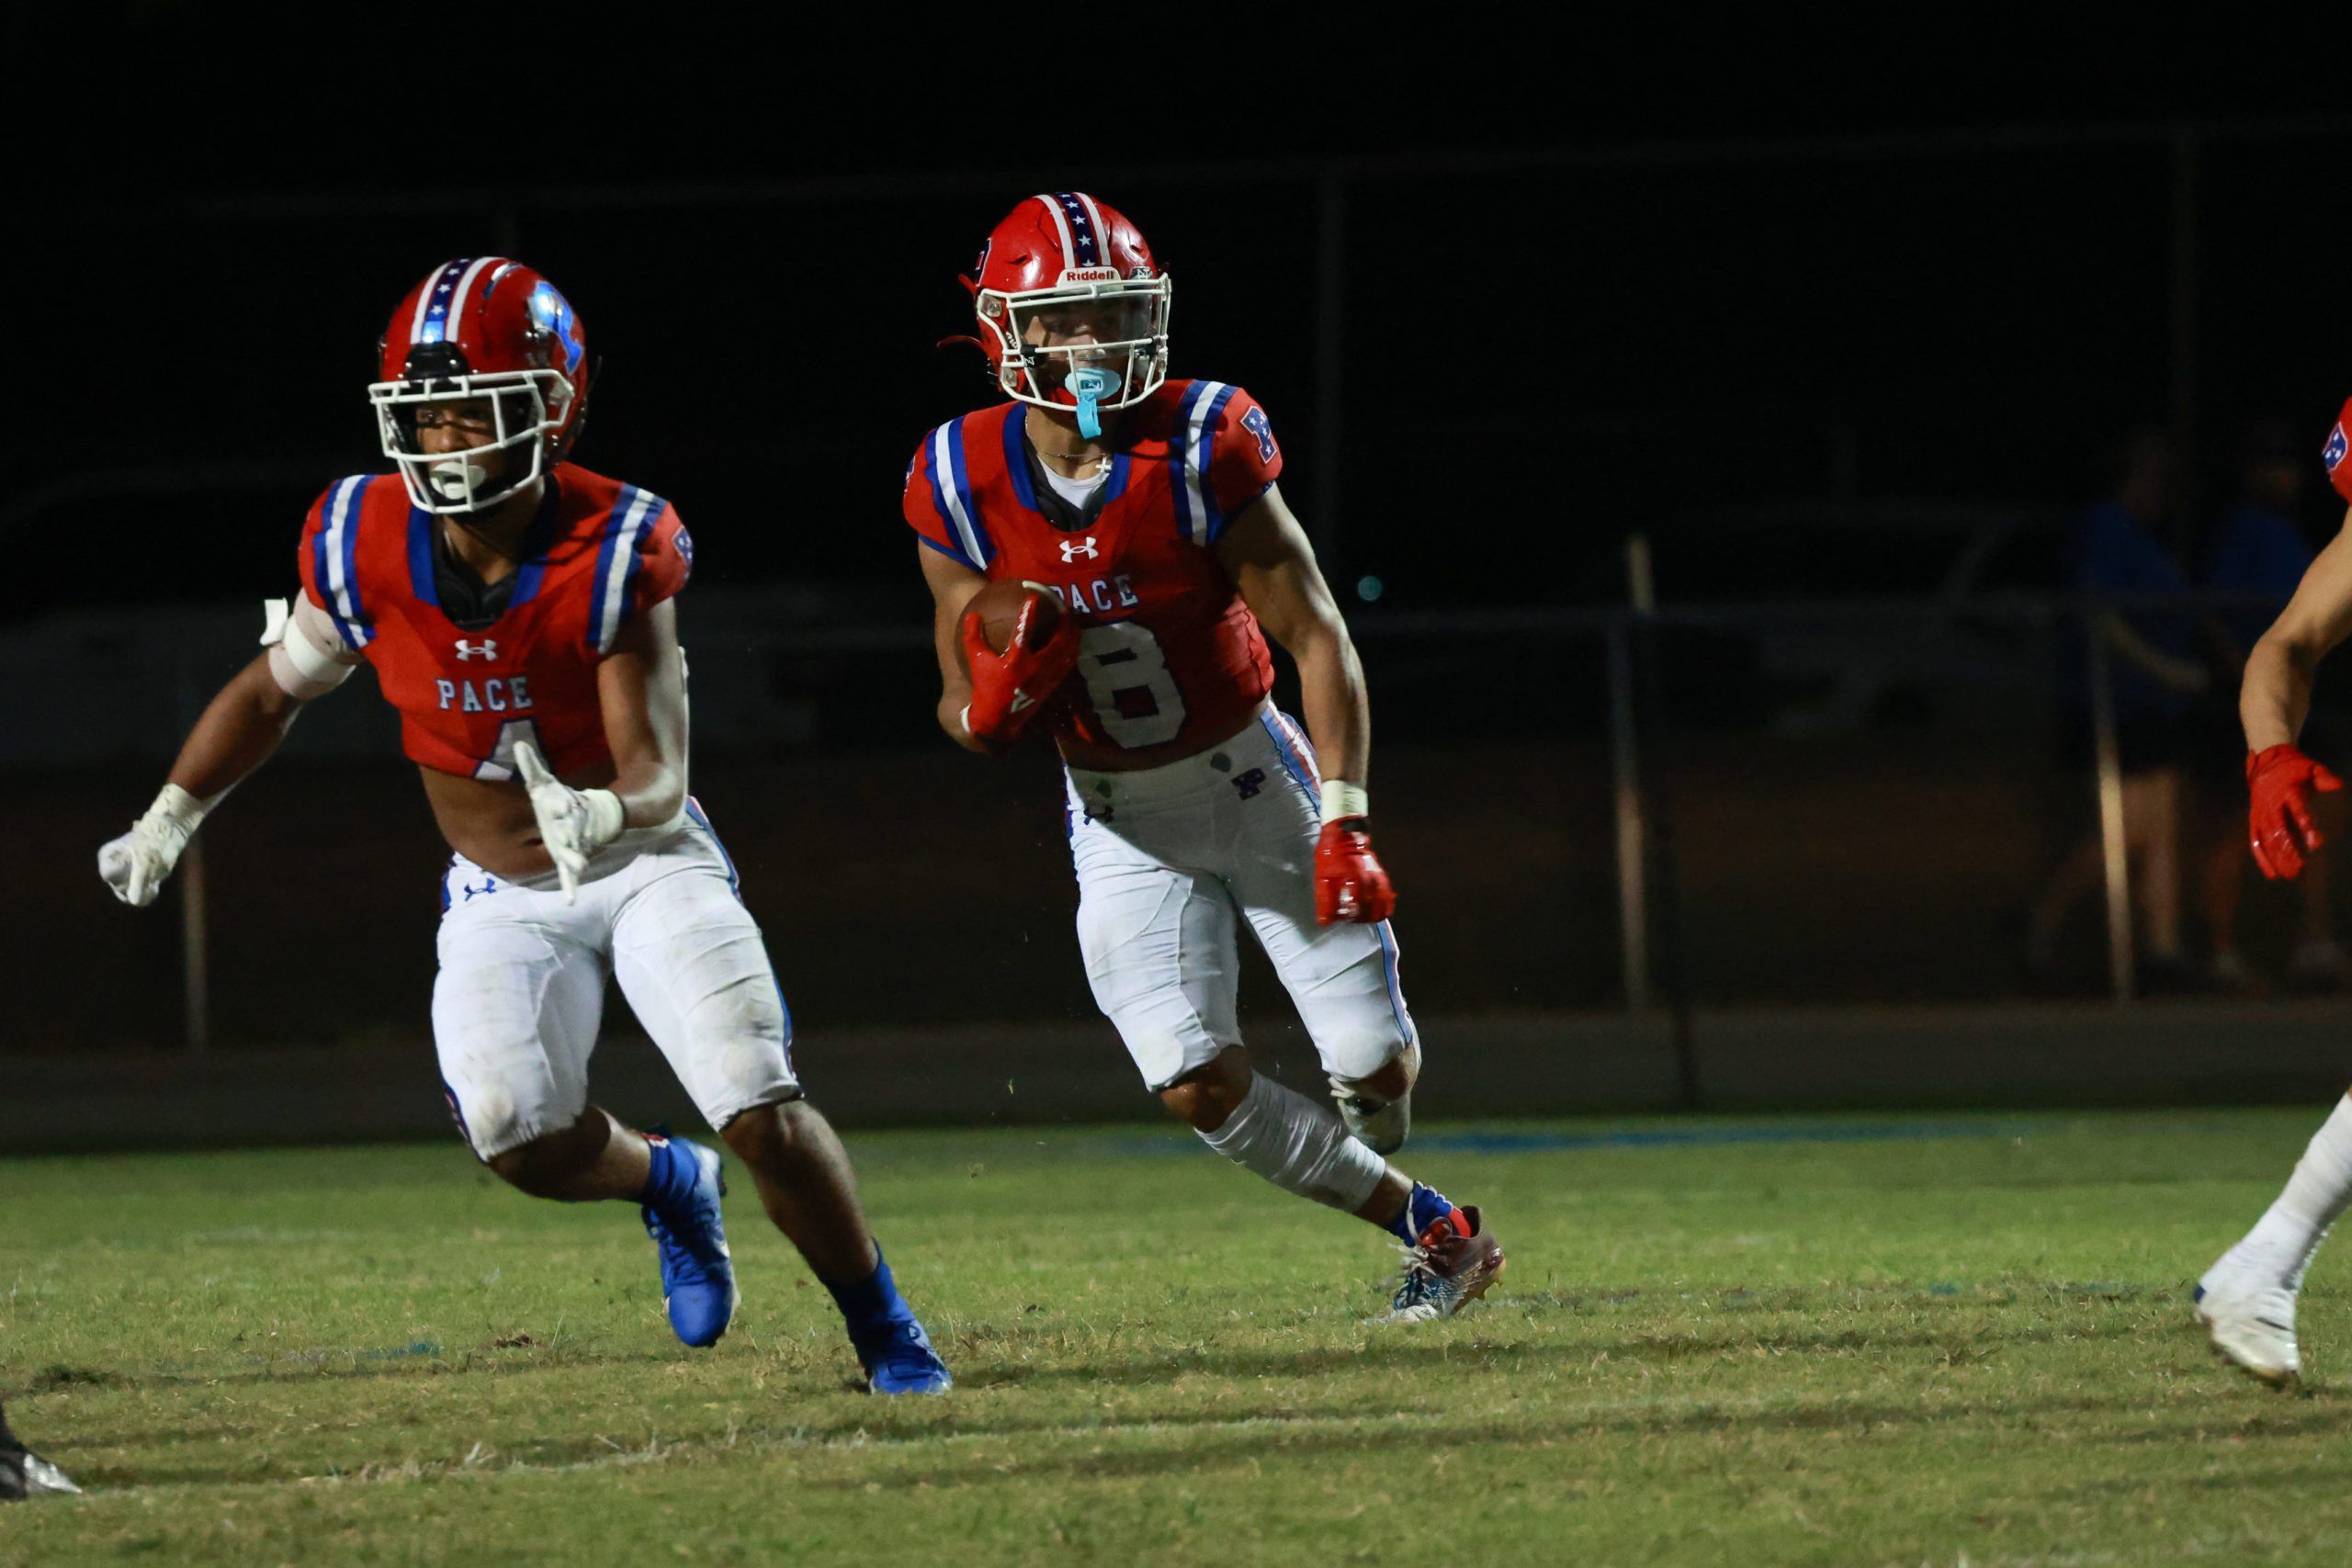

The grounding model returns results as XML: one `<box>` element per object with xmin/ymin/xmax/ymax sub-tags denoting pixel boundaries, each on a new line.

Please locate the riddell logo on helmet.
<box><xmin>1057</xmin><ymin>267</ymin><xmax>1120</xmax><ymax>285</ymax></box>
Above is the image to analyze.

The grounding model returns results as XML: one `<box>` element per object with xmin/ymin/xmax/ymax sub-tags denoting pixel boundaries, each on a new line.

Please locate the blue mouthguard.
<box><xmin>1067</xmin><ymin>367</ymin><xmax>1118</xmax><ymax>439</ymax></box>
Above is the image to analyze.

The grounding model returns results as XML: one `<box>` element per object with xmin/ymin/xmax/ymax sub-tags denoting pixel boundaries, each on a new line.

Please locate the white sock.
<box><xmin>1197</xmin><ymin>1072</ymin><xmax>1388</xmax><ymax>1213</ymax></box>
<box><xmin>2241</xmin><ymin>1094</ymin><xmax>2352</xmax><ymax>1285</ymax></box>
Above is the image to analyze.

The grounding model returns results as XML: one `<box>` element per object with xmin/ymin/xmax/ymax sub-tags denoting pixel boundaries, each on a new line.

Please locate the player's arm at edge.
<box><xmin>1217</xmin><ymin>483</ymin><xmax>1369</xmax><ymax>798</ymax></box>
<box><xmin>2245</xmin><ymin>504</ymin><xmax>2352</xmax><ymax>750</ymax></box>
<box><xmin>594</xmin><ymin>598</ymin><xmax>690</xmax><ymax>827</ymax></box>
<box><xmin>98</xmin><ymin>595</ymin><xmax>358</xmax><ymax>908</ymax></box>
<box><xmin>918</xmin><ymin>543</ymin><xmax>994</xmax><ymax>755</ymax></box>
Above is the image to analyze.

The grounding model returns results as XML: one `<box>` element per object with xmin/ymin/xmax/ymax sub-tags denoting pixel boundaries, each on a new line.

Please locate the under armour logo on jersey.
<box><xmin>1059</xmin><ymin>536</ymin><xmax>1101</xmax><ymax>562</ymax></box>
<box><xmin>455</xmin><ymin>639</ymin><xmax>498</xmax><ymax>661</ymax></box>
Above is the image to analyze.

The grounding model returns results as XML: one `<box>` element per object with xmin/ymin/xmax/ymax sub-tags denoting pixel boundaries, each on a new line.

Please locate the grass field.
<box><xmin>4</xmin><ymin>1111</ymin><xmax>2351</xmax><ymax>1565</ymax></box>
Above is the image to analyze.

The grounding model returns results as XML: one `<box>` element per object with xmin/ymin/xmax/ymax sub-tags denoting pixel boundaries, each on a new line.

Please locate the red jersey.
<box><xmin>902</xmin><ymin>378</ymin><xmax>1283</xmax><ymax>768</ymax></box>
<box><xmin>297</xmin><ymin>463</ymin><xmax>692</xmax><ymax>780</ymax></box>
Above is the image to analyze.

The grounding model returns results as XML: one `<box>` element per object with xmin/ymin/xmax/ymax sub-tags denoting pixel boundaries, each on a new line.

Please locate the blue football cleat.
<box><xmin>640</xmin><ymin>1136</ymin><xmax>739</xmax><ymax>1348</ymax></box>
<box><xmin>853</xmin><ymin>1314</ymin><xmax>954</xmax><ymax>1395</ymax></box>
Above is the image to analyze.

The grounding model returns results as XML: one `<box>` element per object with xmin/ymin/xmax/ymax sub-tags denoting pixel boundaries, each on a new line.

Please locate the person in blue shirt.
<box><xmin>2029</xmin><ymin>431</ymin><xmax>2211</xmax><ymax>988</ymax></box>
<box><xmin>2201</xmin><ymin>424</ymin><xmax>2347</xmax><ymax>990</ymax></box>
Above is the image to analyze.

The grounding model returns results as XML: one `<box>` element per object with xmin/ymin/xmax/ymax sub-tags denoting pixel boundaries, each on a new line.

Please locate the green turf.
<box><xmin>4</xmin><ymin>1111</ymin><xmax>2350</xmax><ymax>1564</ymax></box>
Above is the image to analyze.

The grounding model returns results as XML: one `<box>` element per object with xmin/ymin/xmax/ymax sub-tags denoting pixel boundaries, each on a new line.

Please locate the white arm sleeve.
<box><xmin>264</xmin><ymin>595</ymin><xmax>361</xmax><ymax>699</ymax></box>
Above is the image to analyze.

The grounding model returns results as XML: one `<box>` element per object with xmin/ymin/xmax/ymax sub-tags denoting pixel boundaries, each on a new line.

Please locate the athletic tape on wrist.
<box><xmin>1319</xmin><ymin>780</ymin><xmax>1370</xmax><ymax>825</ymax></box>
<box><xmin>144</xmin><ymin>782</ymin><xmax>209</xmax><ymax>844</ymax></box>
<box><xmin>582</xmin><ymin>789</ymin><xmax>627</xmax><ymax>849</ymax></box>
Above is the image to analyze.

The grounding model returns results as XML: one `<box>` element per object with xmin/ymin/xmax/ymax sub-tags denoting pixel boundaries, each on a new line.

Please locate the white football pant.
<box><xmin>431</xmin><ymin>803</ymin><xmax>798</xmax><ymax>1160</ymax></box>
<box><xmin>1067</xmin><ymin>703</ymin><xmax>1419</xmax><ymax>1092</ymax></box>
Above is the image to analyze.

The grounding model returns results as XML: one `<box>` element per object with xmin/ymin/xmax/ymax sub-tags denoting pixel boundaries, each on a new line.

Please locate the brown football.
<box><xmin>958</xmin><ymin>580</ymin><xmax>1065</xmax><ymax>672</ymax></box>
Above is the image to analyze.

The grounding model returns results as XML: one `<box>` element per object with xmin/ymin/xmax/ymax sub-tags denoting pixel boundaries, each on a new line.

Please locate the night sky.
<box><xmin>16</xmin><ymin>21</ymin><xmax>2351</xmax><ymax>620</ymax></box>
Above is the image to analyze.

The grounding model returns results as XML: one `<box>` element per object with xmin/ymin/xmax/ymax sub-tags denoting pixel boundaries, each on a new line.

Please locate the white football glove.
<box><xmin>513</xmin><ymin>740</ymin><xmax>625</xmax><ymax>904</ymax></box>
<box><xmin>98</xmin><ymin>784</ymin><xmax>209</xmax><ymax>908</ymax></box>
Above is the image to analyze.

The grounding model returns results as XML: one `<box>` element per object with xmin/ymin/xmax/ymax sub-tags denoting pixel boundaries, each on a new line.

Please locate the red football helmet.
<box><xmin>369</xmin><ymin>258</ymin><xmax>591</xmax><ymax>513</ymax></box>
<box><xmin>968</xmin><ymin>193</ymin><xmax>1170</xmax><ymax>432</ymax></box>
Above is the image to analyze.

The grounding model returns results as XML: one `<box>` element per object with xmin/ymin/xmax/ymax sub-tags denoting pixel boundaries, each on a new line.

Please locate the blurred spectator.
<box><xmin>2028</xmin><ymin>431</ymin><xmax>2211</xmax><ymax>989</ymax></box>
<box><xmin>2199</xmin><ymin>423</ymin><xmax>2348</xmax><ymax>991</ymax></box>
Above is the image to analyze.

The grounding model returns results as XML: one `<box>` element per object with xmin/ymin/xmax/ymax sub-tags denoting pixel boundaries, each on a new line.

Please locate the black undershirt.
<box><xmin>432</xmin><ymin>534</ymin><xmax>518</xmax><ymax>631</ymax></box>
<box><xmin>433</xmin><ymin>481</ymin><xmax>559</xmax><ymax>629</ymax></box>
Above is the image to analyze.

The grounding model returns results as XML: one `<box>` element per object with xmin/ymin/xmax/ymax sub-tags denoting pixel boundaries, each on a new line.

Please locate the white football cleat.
<box><xmin>2195</xmin><ymin>1241</ymin><xmax>2303</xmax><ymax>1386</ymax></box>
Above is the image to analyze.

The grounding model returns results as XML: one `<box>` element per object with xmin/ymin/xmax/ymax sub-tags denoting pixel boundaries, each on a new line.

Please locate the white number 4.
<box><xmin>474</xmin><ymin>718</ymin><xmax>546</xmax><ymax>782</ymax></box>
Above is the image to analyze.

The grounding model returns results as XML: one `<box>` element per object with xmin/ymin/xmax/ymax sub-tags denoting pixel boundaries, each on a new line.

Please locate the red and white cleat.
<box><xmin>1374</xmin><ymin>1205</ymin><xmax>1505</xmax><ymax>1323</ymax></box>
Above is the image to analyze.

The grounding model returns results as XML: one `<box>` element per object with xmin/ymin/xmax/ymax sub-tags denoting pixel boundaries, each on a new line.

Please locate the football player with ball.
<box><xmin>908</xmin><ymin>193</ymin><xmax>1503</xmax><ymax>1320</ymax></box>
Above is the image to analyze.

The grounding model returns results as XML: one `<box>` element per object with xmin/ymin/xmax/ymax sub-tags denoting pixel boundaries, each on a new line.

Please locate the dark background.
<box><xmin>10</xmin><ymin>18</ymin><xmax>2352</xmax><ymax>1129</ymax></box>
<box><xmin>14</xmin><ymin>21</ymin><xmax>2352</xmax><ymax>616</ymax></box>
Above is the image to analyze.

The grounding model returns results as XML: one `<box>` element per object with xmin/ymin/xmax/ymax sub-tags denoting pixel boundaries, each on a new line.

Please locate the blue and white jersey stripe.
<box><xmin>588</xmin><ymin>484</ymin><xmax>663</xmax><ymax>653</ymax></box>
<box><xmin>926</xmin><ymin>417</ymin><xmax>993</xmax><ymax>568</ymax></box>
<box><xmin>1169</xmin><ymin>380</ymin><xmax>1234</xmax><ymax>547</ymax></box>
<box><xmin>314</xmin><ymin>475</ymin><xmax>374</xmax><ymax>648</ymax></box>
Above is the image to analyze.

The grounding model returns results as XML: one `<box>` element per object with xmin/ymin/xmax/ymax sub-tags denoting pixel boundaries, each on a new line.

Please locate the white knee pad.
<box><xmin>1197</xmin><ymin>1072</ymin><xmax>1388</xmax><ymax>1213</ymax></box>
<box><xmin>1329</xmin><ymin>1038</ymin><xmax>1419</xmax><ymax>1156</ymax></box>
<box><xmin>1329</xmin><ymin>1038</ymin><xmax>1419</xmax><ymax>1100</ymax></box>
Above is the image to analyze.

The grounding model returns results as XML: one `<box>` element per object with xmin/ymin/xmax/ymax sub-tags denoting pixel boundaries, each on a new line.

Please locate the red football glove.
<box><xmin>1315</xmin><ymin>818</ymin><xmax>1396</xmax><ymax>924</ymax></box>
<box><xmin>2249</xmin><ymin>743</ymin><xmax>2344</xmax><ymax>880</ymax></box>
<box><xmin>960</xmin><ymin>594</ymin><xmax>1079</xmax><ymax>746</ymax></box>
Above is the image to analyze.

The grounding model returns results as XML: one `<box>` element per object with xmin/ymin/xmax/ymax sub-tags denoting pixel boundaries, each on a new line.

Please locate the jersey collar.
<box><xmin>404</xmin><ymin>478</ymin><xmax>562</xmax><ymax>626</ymax></box>
<box><xmin>1002</xmin><ymin>404</ymin><xmax>1131</xmax><ymax>528</ymax></box>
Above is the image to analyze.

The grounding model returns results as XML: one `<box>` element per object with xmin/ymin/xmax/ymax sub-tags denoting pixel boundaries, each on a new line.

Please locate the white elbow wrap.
<box><xmin>262</xmin><ymin>598</ymin><xmax>356</xmax><ymax>698</ymax></box>
<box><xmin>1319</xmin><ymin>780</ymin><xmax>1370</xmax><ymax>825</ymax></box>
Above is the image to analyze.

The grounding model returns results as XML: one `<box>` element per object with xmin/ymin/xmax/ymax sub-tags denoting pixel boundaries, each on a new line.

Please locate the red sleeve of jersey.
<box><xmin>1206</xmin><ymin>385</ymin><xmax>1283</xmax><ymax>534</ymax></box>
<box><xmin>296</xmin><ymin>475</ymin><xmax>377</xmax><ymax>649</ymax></box>
<box><xmin>2326</xmin><ymin>399</ymin><xmax>2352</xmax><ymax>504</ymax></box>
<box><xmin>902</xmin><ymin>431</ymin><xmax>982</xmax><ymax>569</ymax></box>
<box><xmin>296</xmin><ymin>485</ymin><xmax>334</xmax><ymax>612</ymax></box>
<box><xmin>632</xmin><ymin>502</ymin><xmax>694</xmax><ymax>614</ymax></box>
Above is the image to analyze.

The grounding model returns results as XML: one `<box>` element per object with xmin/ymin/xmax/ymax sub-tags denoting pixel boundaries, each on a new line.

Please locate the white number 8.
<box><xmin>1077</xmin><ymin>622</ymin><xmax>1187</xmax><ymax>748</ymax></box>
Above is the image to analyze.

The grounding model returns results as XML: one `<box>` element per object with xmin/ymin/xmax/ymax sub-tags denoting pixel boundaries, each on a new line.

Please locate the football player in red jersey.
<box><xmin>907</xmin><ymin>194</ymin><xmax>1502</xmax><ymax>1320</ymax></box>
<box><xmin>98</xmin><ymin>259</ymin><xmax>948</xmax><ymax>1392</ymax></box>
<box><xmin>2197</xmin><ymin>398</ymin><xmax>2352</xmax><ymax>1386</ymax></box>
